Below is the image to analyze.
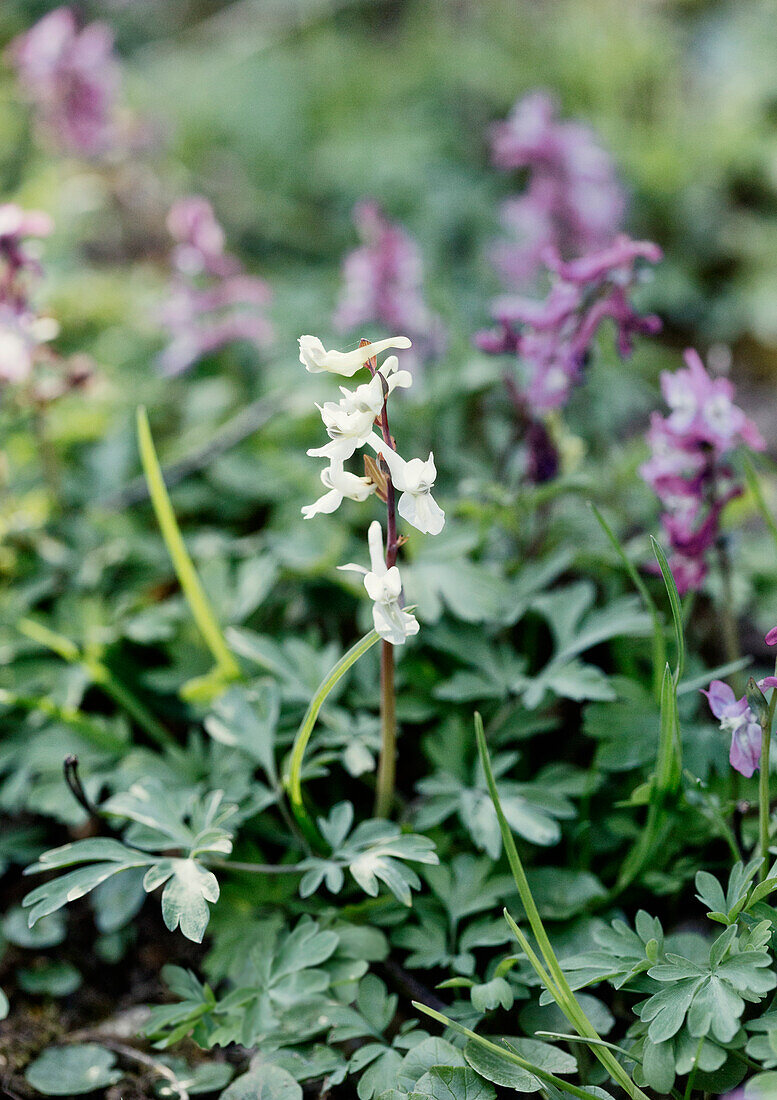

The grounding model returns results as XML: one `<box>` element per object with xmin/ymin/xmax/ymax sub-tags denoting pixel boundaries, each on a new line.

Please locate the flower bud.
<box><xmin>746</xmin><ymin>677</ymin><xmax>770</xmax><ymax>727</ymax></box>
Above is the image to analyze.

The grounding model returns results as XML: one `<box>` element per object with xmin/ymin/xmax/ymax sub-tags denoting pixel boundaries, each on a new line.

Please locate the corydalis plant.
<box><xmin>477</xmin><ymin>235</ymin><xmax>661</xmax><ymax>481</ymax></box>
<box><xmin>158</xmin><ymin>197</ymin><xmax>274</xmax><ymax>376</ymax></box>
<box><xmin>488</xmin><ymin>90</ymin><xmax>627</xmax><ymax>289</ymax></box>
<box><xmin>7</xmin><ymin>6</ymin><xmax>122</xmax><ymax>159</ymax></box>
<box><xmin>334</xmin><ymin>200</ymin><xmax>445</xmax><ymax>370</ymax></box>
<box><xmin>641</xmin><ymin>348</ymin><xmax>764</xmax><ymax>594</ymax></box>
<box><xmin>705</xmin><ymin>655</ymin><xmax>777</xmax><ymax>879</ymax></box>
<box><xmin>299</xmin><ymin>334</ymin><xmax>445</xmax><ymax>815</ymax></box>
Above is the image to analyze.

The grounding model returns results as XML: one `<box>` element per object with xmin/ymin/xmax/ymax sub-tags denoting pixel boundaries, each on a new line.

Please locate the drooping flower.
<box><xmin>488</xmin><ymin>91</ymin><xmax>626</xmax><ymax>289</ymax></box>
<box><xmin>702</xmin><ymin>679</ymin><xmax>775</xmax><ymax>777</ymax></box>
<box><xmin>301</xmin><ymin>460</ymin><xmax>376</xmax><ymax>519</ymax></box>
<box><xmin>8</xmin><ymin>7</ymin><xmax>119</xmax><ymax>158</ymax></box>
<box><xmin>299</xmin><ymin>334</ymin><xmax>411</xmax><ymax>377</ymax></box>
<box><xmin>339</xmin><ymin>521</ymin><xmax>419</xmax><ymax>645</ymax></box>
<box><xmin>366</xmin><ymin>433</ymin><xmax>445</xmax><ymax>535</ymax></box>
<box><xmin>334</xmin><ymin>200</ymin><xmax>445</xmax><ymax>366</ymax></box>
<box><xmin>158</xmin><ymin>197</ymin><xmax>273</xmax><ymax>376</ymax></box>
<box><xmin>641</xmin><ymin>348</ymin><xmax>764</xmax><ymax>594</ymax></box>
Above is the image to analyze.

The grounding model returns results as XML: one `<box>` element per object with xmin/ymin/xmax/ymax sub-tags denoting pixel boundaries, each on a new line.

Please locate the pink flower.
<box><xmin>8</xmin><ymin>7</ymin><xmax>119</xmax><ymax>157</ymax></box>
<box><xmin>158</xmin><ymin>197</ymin><xmax>273</xmax><ymax>376</ymax></box>
<box><xmin>641</xmin><ymin>348</ymin><xmax>764</xmax><ymax>593</ymax></box>
<box><xmin>702</xmin><ymin>680</ymin><xmax>762</xmax><ymax>777</ymax></box>
<box><xmin>483</xmin><ymin>235</ymin><xmax>662</xmax><ymax>418</ymax></box>
<box><xmin>766</xmin><ymin>627</ymin><xmax>777</xmax><ymax>646</ymax></box>
<box><xmin>334</xmin><ymin>201</ymin><xmax>445</xmax><ymax>368</ymax></box>
<box><xmin>488</xmin><ymin>91</ymin><xmax>627</xmax><ymax>288</ymax></box>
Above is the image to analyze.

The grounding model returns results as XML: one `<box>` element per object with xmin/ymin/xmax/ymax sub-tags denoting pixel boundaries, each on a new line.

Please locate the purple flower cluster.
<box><xmin>476</xmin><ymin>235</ymin><xmax>662</xmax><ymax>415</ymax></box>
<box><xmin>489</xmin><ymin>91</ymin><xmax>626</xmax><ymax>288</ymax></box>
<box><xmin>0</xmin><ymin>203</ymin><xmax>54</xmax><ymax>385</ymax></box>
<box><xmin>158</xmin><ymin>197</ymin><xmax>274</xmax><ymax>377</ymax></box>
<box><xmin>641</xmin><ymin>349</ymin><xmax>764</xmax><ymax>594</ymax></box>
<box><xmin>335</xmin><ymin>201</ymin><xmax>444</xmax><ymax>370</ymax></box>
<box><xmin>7</xmin><ymin>7</ymin><xmax>119</xmax><ymax>158</ymax></box>
<box><xmin>704</xmin><ymin>678</ymin><xmax>777</xmax><ymax>777</ymax></box>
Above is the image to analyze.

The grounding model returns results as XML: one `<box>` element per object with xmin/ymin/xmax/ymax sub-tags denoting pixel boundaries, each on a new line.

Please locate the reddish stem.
<box><xmin>362</xmin><ymin>341</ymin><xmax>399</xmax><ymax>817</ymax></box>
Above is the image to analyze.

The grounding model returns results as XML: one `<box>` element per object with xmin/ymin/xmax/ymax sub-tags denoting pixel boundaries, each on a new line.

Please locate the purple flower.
<box><xmin>484</xmin><ymin>235</ymin><xmax>661</xmax><ymax>418</ymax></box>
<box><xmin>641</xmin><ymin>348</ymin><xmax>764</xmax><ymax>593</ymax></box>
<box><xmin>766</xmin><ymin>627</ymin><xmax>777</xmax><ymax>647</ymax></box>
<box><xmin>702</xmin><ymin>680</ymin><xmax>762</xmax><ymax>777</ymax></box>
<box><xmin>488</xmin><ymin>91</ymin><xmax>627</xmax><ymax>288</ymax></box>
<box><xmin>8</xmin><ymin>7</ymin><xmax>119</xmax><ymax>158</ymax></box>
<box><xmin>334</xmin><ymin>200</ymin><xmax>445</xmax><ymax>369</ymax></box>
<box><xmin>158</xmin><ymin>197</ymin><xmax>273</xmax><ymax>376</ymax></box>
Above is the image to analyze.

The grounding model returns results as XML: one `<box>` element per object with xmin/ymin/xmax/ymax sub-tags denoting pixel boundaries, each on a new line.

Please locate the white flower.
<box><xmin>366</xmin><ymin>433</ymin><xmax>445</xmax><ymax>535</ymax></box>
<box><xmin>299</xmin><ymin>334</ymin><xmax>412</xmax><ymax>376</ymax></box>
<box><xmin>0</xmin><ymin>308</ymin><xmax>54</xmax><ymax>384</ymax></box>
<box><xmin>338</xmin><ymin>521</ymin><xmax>419</xmax><ymax>645</ymax></box>
<box><xmin>302</xmin><ymin>459</ymin><xmax>376</xmax><ymax>519</ymax></box>
<box><xmin>307</xmin><ymin>357</ymin><xmax>413</xmax><ymax>462</ymax></box>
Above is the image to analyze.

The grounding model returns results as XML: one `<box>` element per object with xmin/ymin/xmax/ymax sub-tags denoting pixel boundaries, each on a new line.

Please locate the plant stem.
<box><xmin>18</xmin><ymin>618</ymin><xmax>174</xmax><ymax>750</ymax></box>
<box><xmin>717</xmin><ymin>543</ymin><xmax>743</xmax><ymax>695</ymax></box>
<box><xmin>475</xmin><ymin>715</ymin><xmax>649</xmax><ymax>1100</ymax></box>
<box><xmin>136</xmin><ymin>407</ymin><xmax>241</xmax><ymax>685</ymax></box>
<box><xmin>760</xmin><ymin>717</ymin><xmax>772</xmax><ymax>881</ymax></box>
<box><xmin>366</xmin><ymin>344</ymin><xmax>400</xmax><ymax>819</ymax></box>
<box><xmin>285</xmin><ymin>629</ymin><xmax>381</xmax><ymax>847</ymax></box>
<box><xmin>375</xmin><ymin>638</ymin><xmax>397</xmax><ymax>818</ymax></box>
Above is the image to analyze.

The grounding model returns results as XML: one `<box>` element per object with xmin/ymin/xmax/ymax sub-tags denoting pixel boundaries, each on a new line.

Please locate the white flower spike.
<box><xmin>301</xmin><ymin>460</ymin><xmax>375</xmax><ymax>519</ymax></box>
<box><xmin>338</xmin><ymin>521</ymin><xmax>419</xmax><ymax>645</ymax></box>
<box><xmin>366</xmin><ymin>433</ymin><xmax>445</xmax><ymax>535</ymax></box>
<box><xmin>307</xmin><ymin>360</ymin><xmax>412</xmax><ymax>462</ymax></box>
<box><xmin>299</xmin><ymin>334</ymin><xmax>412</xmax><ymax>377</ymax></box>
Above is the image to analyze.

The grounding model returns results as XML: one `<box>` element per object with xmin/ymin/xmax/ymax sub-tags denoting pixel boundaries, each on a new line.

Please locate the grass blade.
<box><xmin>411</xmin><ymin>1002</ymin><xmax>611</xmax><ymax>1100</ymax></box>
<box><xmin>136</xmin><ymin>406</ymin><xmax>240</xmax><ymax>686</ymax></box>
<box><xmin>474</xmin><ymin>714</ymin><xmax>650</xmax><ymax>1100</ymax></box>
<box><xmin>650</xmin><ymin>536</ymin><xmax>685</xmax><ymax>683</ymax></box>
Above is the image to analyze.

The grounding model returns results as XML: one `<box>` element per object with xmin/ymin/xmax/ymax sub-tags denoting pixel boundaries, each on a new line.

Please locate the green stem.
<box><xmin>474</xmin><ymin>715</ymin><xmax>650</xmax><ymax>1100</ymax></box>
<box><xmin>136</xmin><ymin>407</ymin><xmax>241</xmax><ymax>684</ymax></box>
<box><xmin>589</xmin><ymin>503</ymin><xmax>666</xmax><ymax>700</ymax></box>
<box><xmin>206</xmin><ymin>857</ymin><xmax>305</xmax><ymax>874</ymax></box>
<box><xmin>683</xmin><ymin>1035</ymin><xmax>705</xmax><ymax>1100</ymax></box>
<box><xmin>411</xmin><ymin>1003</ymin><xmax>611</xmax><ymax>1100</ymax></box>
<box><xmin>18</xmin><ymin>618</ymin><xmax>174</xmax><ymax>750</ymax></box>
<box><xmin>0</xmin><ymin>688</ymin><xmax>126</xmax><ymax>754</ymax></box>
<box><xmin>285</xmin><ymin>630</ymin><xmax>380</xmax><ymax>847</ymax></box>
<box><xmin>760</xmin><ymin>717</ymin><xmax>772</xmax><ymax>882</ymax></box>
<box><xmin>375</xmin><ymin>641</ymin><xmax>397</xmax><ymax>818</ymax></box>
<box><xmin>743</xmin><ymin>451</ymin><xmax>777</xmax><ymax>550</ymax></box>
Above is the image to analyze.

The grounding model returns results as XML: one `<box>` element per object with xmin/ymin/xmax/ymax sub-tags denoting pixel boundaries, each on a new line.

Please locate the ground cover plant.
<box><xmin>5</xmin><ymin>2</ymin><xmax>777</xmax><ymax>1098</ymax></box>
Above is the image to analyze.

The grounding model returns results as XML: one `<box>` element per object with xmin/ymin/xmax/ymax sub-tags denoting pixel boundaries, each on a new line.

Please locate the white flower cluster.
<box><xmin>299</xmin><ymin>335</ymin><xmax>445</xmax><ymax>644</ymax></box>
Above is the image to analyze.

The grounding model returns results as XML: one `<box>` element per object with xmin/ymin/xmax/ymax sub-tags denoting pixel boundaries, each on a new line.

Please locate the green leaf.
<box><xmin>221</xmin><ymin>1063</ymin><xmax>302</xmax><ymax>1100</ymax></box>
<box><xmin>144</xmin><ymin>859</ymin><xmax>220</xmax><ymax>943</ymax></box>
<box><xmin>25</xmin><ymin>1044</ymin><xmax>122</xmax><ymax>1095</ymax></box>
<box><xmin>205</xmin><ymin>681</ymin><xmax>280</xmax><ymax>782</ymax></box>
<box><xmin>746</xmin><ymin>1072</ymin><xmax>777</xmax><ymax>1099</ymax></box>
<box><xmin>397</xmin><ymin>1038</ymin><xmax>467</xmax><ymax>1091</ymax></box>
<box><xmin>409</xmin><ymin>1066</ymin><xmax>495</xmax><ymax>1100</ymax></box>
<box><xmin>465</xmin><ymin>1037</ymin><xmax>576</xmax><ymax>1092</ymax></box>
<box><xmin>18</xmin><ymin>961</ymin><xmax>81</xmax><ymax>996</ymax></box>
